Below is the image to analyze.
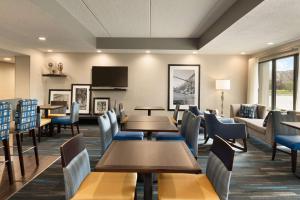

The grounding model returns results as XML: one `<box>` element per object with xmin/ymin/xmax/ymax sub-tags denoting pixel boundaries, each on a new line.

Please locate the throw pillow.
<box><xmin>239</xmin><ymin>104</ymin><xmax>257</xmax><ymax>118</ymax></box>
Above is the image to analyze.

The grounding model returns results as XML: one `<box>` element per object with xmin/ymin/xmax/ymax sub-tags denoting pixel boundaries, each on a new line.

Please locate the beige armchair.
<box><xmin>230</xmin><ymin>104</ymin><xmax>267</xmax><ymax>119</ymax></box>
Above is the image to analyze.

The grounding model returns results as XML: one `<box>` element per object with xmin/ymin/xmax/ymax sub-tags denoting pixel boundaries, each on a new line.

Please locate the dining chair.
<box><xmin>119</xmin><ymin>103</ymin><xmax>128</xmax><ymax>130</ymax></box>
<box><xmin>184</xmin><ymin>112</ymin><xmax>201</xmax><ymax>158</ymax></box>
<box><xmin>60</xmin><ymin>134</ymin><xmax>137</xmax><ymax>200</ymax></box>
<box><xmin>48</xmin><ymin>100</ymin><xmax>68</xmax><ymax>118</ymax></box>
<box><xmin>14</xmin><ymin>99</ymin><xmax>39</xmax><ymax>176</ymax></box>
<box><xmin>204</xmin><ymin>113</ymin><xmax>247</xmax><ymax>152</ymax></box>
<box><xmin>158</xmin><ymin>135</ymin><xmax>235</xmax><ymax>200</ymax></box>
<box><xmin>36</xmin><ymin>106</ymin><xmax>51</xmax><ymax>142</ymax></box>
<box><xmin>0</xmin><ymin>102</ymin><xmax>13</xmax><ymax>184</ymax></box>
<box><xmin>97</xmin><ymin>113</ymin><xmax>114</xmax><ymax>155</ymax></box>
<box><xmin>107</xmin><ymin>109</ymin><xmax>144</xmax><ymax>140</ymax></box>
<box><xmin>51</xmin><ymin>102</ymin><xmax>80</xmax><ymax>136</ymax></box>
<box><xmin>171</xmin><ymin>104</ymin><xmax>180</xmax><ymax>125</ymax></box>
<box><xmin>270</xmin><ymin>111</ymin><xmax>300</xmax><ymax>173</ymax></box>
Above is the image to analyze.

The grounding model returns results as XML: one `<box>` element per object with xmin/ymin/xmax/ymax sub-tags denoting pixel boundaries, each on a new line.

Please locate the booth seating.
<box><xmin>14</xmin><ymin>99</ymin><xmax>39</xmax><ymax>176</ymax></box>
<box><xmin>158</xmin><ymin>135</ymin><xmax>235</xmax><ymax>200</ymax></box>
<box><xmin>60</xmin><ymin>134</ymin><xmax>137</xmax><ymax>200</ymax></box>
<box><xmin>0</xmin><ymin>102</ymin><xmax>13</xmax><ymax>184</ymax></box>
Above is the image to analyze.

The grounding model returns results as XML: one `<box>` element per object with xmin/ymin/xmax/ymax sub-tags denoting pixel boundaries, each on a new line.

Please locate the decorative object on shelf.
<box><xmin>57</xmin><ymin>62</ymin><xmax>63</xmax><ymax>74</ymax></box>
<box><xmin>216</xmin><ymin>79</ymin><xmax>231</xmax><ymax>116</ymax></box>
<box><xmin>48</xmin><ymin>89</ymin><xmax>71</xmax><ymax>114</ymax></box>
<box><xmin>48</xmin><ymin>62</ymin><xmax>53</xmax><ymax>74</ymax></box>
<box><xmin>71</xmin><ymin>84</ymin><xmax>91</xmax><ymax>114</ymax></box>
<box><xmin>93</xmin><ymin>97</ymin><xmax>110</xmax><ymax>115</ymax></box>
<box><xmin>168</xmin><ymin>64</ymin><xmax>200</xmax><ymax>110</ymax></box>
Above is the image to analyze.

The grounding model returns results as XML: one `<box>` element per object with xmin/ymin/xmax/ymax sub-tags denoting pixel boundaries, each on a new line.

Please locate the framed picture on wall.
<box><xmin>71</xmin><ymin>84</ymin><xmax>91</xmax><ymax>114</ymax></box>
<box><xmin>168</xmin><ymin>64</ymin><xmax>200</xmax><ymax>110</ymax></box>
<box><xmin>93</xmin><ymin>97</ymin><xmax>110</xmax><ymax>115</ymax></box>
<box><xmin>48</xmin><ymin>89</ymin><xmax>71</xmax><ymax>114</ymax></box>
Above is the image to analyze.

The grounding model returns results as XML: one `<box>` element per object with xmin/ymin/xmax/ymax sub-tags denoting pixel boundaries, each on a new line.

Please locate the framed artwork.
<box><xmin>48</xmin><ymin>89</ymin><xmax>71</xmax><ymax>114</ymax></box>
<box><xmin>168</xmin><ymin>64</ymin><xmax>200</xmax><ymax>110</ymax></box>
<box><xmin>71</xmin><ymin>84</ymin><xmax>91</xmax><ymax>114</ymax></box>
<box><xmin>93</xmin><ymin>97</ymin><xmax>110</xmax><ymax>115</ymax></box>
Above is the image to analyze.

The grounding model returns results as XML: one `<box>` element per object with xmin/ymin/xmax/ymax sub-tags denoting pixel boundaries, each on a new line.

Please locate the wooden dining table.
<box><xmin>134</xmin><ymin>106</ymin><xmax>165</xmax><ymax>116</ymax></box>
<box><xmin>95</xmin><ymin>141</ymin><xmax>202</xmax><ymax>200</ymax></box>
<box><xmin>39</xmin><ymin>104</ymin><xmax>64</xmax><ymax>118</ymax></box>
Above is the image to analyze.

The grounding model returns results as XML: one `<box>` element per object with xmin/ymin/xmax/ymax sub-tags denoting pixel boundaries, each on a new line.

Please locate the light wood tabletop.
<box><xmin>280</xmin><ymin>122</ymin><xmax>300</xmax><ymax>130</ymax></box>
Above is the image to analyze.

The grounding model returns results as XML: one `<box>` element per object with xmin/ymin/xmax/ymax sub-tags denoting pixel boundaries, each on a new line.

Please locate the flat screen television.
<box><xmin>92</xmin><ymin>66</ymin><xmax>128</xmax><ymax>87</ymax></box>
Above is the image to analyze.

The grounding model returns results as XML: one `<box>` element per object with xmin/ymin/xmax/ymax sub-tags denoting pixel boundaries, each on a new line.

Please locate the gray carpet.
<box><xmin>9</xmin><ymin>125</ymin><xmax>300</xmax><ymax>200</ymax></box>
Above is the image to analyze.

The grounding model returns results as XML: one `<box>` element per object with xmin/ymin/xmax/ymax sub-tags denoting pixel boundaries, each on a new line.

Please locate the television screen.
<box><xmin>92</xmin><ymin>66</ymin><xmax>128</xmax><ymax>87</ymax></box>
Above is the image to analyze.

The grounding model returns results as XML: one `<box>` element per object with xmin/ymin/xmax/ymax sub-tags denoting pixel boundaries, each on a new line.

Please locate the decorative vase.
<box><xmin>48</xmin><ymin>62</ymin><xmax>53</xmax><ymax>74</ymax></box>
<box><xmin>57</xmin><ymin>62</ymin><xmax>64</xmax><ymax>74</ymax></box>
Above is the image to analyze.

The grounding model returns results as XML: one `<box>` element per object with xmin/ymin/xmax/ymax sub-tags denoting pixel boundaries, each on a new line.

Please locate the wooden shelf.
<box><xmin>42</xmin><ymin>74</ymin><xmax>67</xmax><ymax>77</ymax></box>
<box><xmin>90</xmin><ymin>88</ymin><xmax>127</xmax><ymax>91</ymax></box>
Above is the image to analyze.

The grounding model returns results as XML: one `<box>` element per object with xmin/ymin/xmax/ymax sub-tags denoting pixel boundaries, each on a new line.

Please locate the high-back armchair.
<box><xmin>204</xmin><ymin>113</ymin><xmax>247</xmax><ymax>152</ymax></box>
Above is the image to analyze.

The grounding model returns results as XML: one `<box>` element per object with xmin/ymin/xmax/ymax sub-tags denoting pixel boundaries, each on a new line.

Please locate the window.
<box><xmin>258</xmin><ymin>54</ymin><xmax>298</xmax><ymax>110</ymax></box>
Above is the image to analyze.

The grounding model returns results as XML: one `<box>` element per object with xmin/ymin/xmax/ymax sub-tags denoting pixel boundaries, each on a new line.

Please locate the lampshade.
<box><xmin>216</xmin><ymin>80</ymin><xmax>230</xmax><ymax>90</ymax></box>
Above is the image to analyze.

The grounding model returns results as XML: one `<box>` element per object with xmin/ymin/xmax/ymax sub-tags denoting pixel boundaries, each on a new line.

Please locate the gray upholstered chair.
<box><xmin>204</xmin><ymin>113</ymin><xmax>247</xmax><ymax>152</ymax></box>
<box><xmin>270</xmin><ymin>111</ymin><xmax>300</xmax><ymax>173</ymax></box>
<box><xmin>60</xmin><ymin>134</ymin><xmax>137</xmax><ymax>200</ymax></box>
<box><xmin>184</xmin><ymin>112</ymin><xmax>201</xmax><ymax>158</ymax></box>
<box><xmin>158</xmin><ymin>135</ymin><xmax>235</xmax><ymax>200</ymax></box>
<box><xmin>97</xmin><ymin>113</ymin><xmax>113</xmax><ymax>155</ymax></box>
<box><xmin>107</xmin><ymin>109</ymin><xmax>144</xmax><ymax>140</ymax></box>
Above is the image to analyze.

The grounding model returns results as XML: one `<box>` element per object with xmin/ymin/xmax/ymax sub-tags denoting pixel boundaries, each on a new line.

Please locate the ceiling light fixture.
<box><xmin>97</xmin><ymin>50</ymin><xmax>102</xmax><ymax>53</ymax></box>
<box><xmin>47</xmin><ymin>49</ymin><xmax>53</xmax><ymax>53</ymax></box>
<box><xmin>38</xmin><ymin>36</ymin><xmax>47</xmax><ymax>41</ymax></box>
<box><xmin>145</xmin><ymin>50</ymin><xmax>151</xmax><ymax>54</ymax></box>
<box><xmin>267</xmin><ymin>42</ymin><xmax>274</xmax><ymax>45</ymax></box>
<box><xmin>240</xmin><ymin>52</ymin><xmax>246</xmax><ymax>55</ymax></box>
<box><xmin>3</xmin><ymin>57</ymin><xmax>12</xmax><ymax>61</ymax></box>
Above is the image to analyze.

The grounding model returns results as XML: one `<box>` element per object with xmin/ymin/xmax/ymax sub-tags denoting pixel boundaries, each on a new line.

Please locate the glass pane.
<box><xmin>258</xmin><ymin>61</ymin><xmax>272</xmax><ymax>108</ymax></box>
<box><xmin>275</xmin><ymin>56</ymin><xmax>294</xmax><ymax>110</ymax></box>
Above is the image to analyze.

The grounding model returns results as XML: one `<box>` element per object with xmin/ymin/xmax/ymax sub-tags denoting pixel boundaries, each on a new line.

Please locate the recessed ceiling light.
<box><xmin>267</xmin><ymin>42</ymin><xmax>274</xmax><ymax>45</ymax></box>
<box><xmin>47</xmin><ymin>49</ymin><xmax>53</xmax><ymax>52</ymax></box>
<box><xmin>240</xmin><ymin>52</ymin><xmax>246</xmax><ymax>55</ymax></box>
<box><xmin>145</xmin><ymin>50</ymin><xmax>151</xmax><ymax>54</ymax></box>
<box><xmin>193</xmin><ymin>51</ymin><xmax>197</xmax><ymax>54</ymax></box>
<box><xmin>3</xmin><ymin>57</ymin><xmax>12</xmax><ymax>61</ymax></box>
<box><xmin>97</xmin><ymin>50</ymin><xmax>102</xmax><ymax>53</ymax></box>
<box><xmin>38</xmin><ymin>36</ymin><xmax>47</xmax><ymax>41</ymax></box>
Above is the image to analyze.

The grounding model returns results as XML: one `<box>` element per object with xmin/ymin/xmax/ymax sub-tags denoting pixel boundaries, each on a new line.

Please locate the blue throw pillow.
<box><xmin>239</xmin><ymin>104</ymin><xmax>256</xmax><ymax>118</ymax></box>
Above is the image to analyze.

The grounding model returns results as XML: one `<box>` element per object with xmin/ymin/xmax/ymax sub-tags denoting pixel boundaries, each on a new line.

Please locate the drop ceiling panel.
<box><xmin>83</xmin><ymin>0</ymin><xmax>150</xmax><ymax>37</ymax></box>
<box><xmin>199</xmin><ymin>0</ymin><xmax>300</xmax><ymax>54</ymax></box>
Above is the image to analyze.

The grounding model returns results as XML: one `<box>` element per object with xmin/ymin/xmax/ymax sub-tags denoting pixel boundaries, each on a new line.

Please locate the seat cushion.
<box><xmin>155</xmin><ymin>132</ymin><xmax>184</xmax><ymax>141</ymax></box>
<box><xmin>158</xmin><ymin>173</ymin><xmax>220</xmax><ymax>200</ymax></box>
<box><xmin>72</xmin><ymin>172</ymin><xmax>137</xmax><ymax>200</ymax></box>
<box><xmin>51</xmin><ymin>116</ymin><xmax>72</xmax><ymax>125</ymax></box>
<box><xmin>275</xmin><ymin>135</ymin><xmax>300</xmax><ymax>150</ymax></box>
<box><xmin>113</xmin><ymin>131</ymin><xmax>144</xmax><ymax>140</ymax></box>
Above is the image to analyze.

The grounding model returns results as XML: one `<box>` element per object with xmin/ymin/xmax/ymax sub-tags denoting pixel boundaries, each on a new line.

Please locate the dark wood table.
<box><xmin>95</xmin><ymin>141</ymin><xmax>201</xmax><ymax>200</ymax></box>
<box><xmin>124</xmin><ymin>116</ymin><xmax>178</xmax><ymax>140</ymax></box>
<box><xmin>39</xmin><ymin>105</ymin><xmax>64</xmax><ymax>118</ymax></box>
<box><xmin>134</xmin><ymin>106</ymin><xmax>165</xmax><ymax>116</ymax></box>
<box><xmin>127</xmin><ymin>115</ymin><xmax>170</xmax><ymax>122</ymax></box>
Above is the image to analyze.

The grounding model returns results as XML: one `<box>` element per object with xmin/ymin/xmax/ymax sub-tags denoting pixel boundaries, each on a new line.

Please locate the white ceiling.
<box><xmin>199</xmin><ymin>0</ymin><xmax>300</xmax><ymax>55</ymax></box>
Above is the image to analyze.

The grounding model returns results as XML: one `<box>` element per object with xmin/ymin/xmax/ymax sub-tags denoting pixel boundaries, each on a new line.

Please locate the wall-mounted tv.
<box><xmin>92</xmin><ymin>66</ymin><xmax>128</xmax><ymax>87</ymax></box>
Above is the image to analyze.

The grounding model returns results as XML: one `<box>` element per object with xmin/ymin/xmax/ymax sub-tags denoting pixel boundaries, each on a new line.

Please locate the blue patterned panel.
<box><xmin>239</xmin><ymin>104</ymin><xmax>257</xmax><ymax>119</ymax></box>
<box><xmin>15</xmin><ymin>99</ymin><xmax>38</xmax><ymax>133</ymax></box>
<box><xmin>0</xmin><ymin>102</ymin><xmax>11</xmax><ymax>140</ymax></box>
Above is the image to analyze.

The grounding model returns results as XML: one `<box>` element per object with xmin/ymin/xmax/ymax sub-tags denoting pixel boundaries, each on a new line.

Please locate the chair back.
<box><xmin>60</xmin><ymin>134</ymin><xmax>90</xmax><ymax>200</ymax></box>
<box><xmin>107</xmin><ymin>109</ymin><xmax>119</xmax><ymax>136</ymax></box>
<box><xmin>50</xmin><ymin>101</ymin><xmax>68</xmax><ymax>114</ymax></box>
<box><xmin>70</xmin><ymin>102</ymin><xmax>80</xmax><ymax>123</ymax></box>
<box><xmin>97</xmin><ymin>113</ymin><xmax>113</xmax><ymax>155</ymax></box>
<box><xmin>188</xmin><ymin>105</ymin><xmax>202</xmax><ymax>116</ymax></box>
<box><xmin>206</xmin><ymin>135</ymin><xmax>235</xmax><ymax>200</ymax></box>
<box><xmin>0</xmin><ymin>98</ymin><xmax>21</xmax><ymax>119</ymax></box>
<box><xmin>184</xmin><ymin>112</ymin><xmax>201</xmax><ymax>157</ymax></box>
<box><xmin>0</xmin><ymin>102</ymin><xmax>11</xmax><ymax>141</ymax></box>
<box><xmin>204</xmin><ymin>113</ymin><xmax>219</xmax><ymax>139</ymax></box>
<box><xmin>15</xmin><ymin>99</ymin><xmax>38</xmax><ymax>133</ymax></box>
<box><xmin>270</xmin><ymin>111</ymin><xmax>297</xmax><ymax>136</ymax></box>
<box><xmin>179</xmin><ymin>110</ymin><xmax>192</xmax><ymax>137</ymax></box>
<box><xmin>173</xmin><ymin>104</ymin><xmax>180</xmax><ymax>122</ymax></box>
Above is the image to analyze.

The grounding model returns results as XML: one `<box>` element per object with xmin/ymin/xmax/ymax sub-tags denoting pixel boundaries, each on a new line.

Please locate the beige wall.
<box><xmin>0</xmin><ymin>61</ymin><xmax>15</xmax><ymax>99</ymax></box>
<box><xmin>44</xmin><ymin>53</ymin><xmax>248</xmax><ymax>117</ymax></box>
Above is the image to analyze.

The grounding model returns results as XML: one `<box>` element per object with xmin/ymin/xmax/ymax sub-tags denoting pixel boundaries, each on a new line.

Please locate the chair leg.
<box><xmin>243</xmin><ymin>138</ymin><xmax>247</xmax><ymax>152</ymax></box>
<box><xmin>3</xmin><ymin>139</ymin><xmax>13</xmax><ymax>184</ymax></box>
<box><xmin>38</xmin><ymin>126</ymin><xmax>41</xmax><ymax>143</ymax></box>
<box><xmin>71</xmin><ymin>124</ymin><xmax>75</xmax><ymax>136</ymax></box>
<box><xmin>76</xmin><ymin>123</ymin><xmax>80</xmax><ymax>134</ymax></box>
<box><xmin>16</xmin><ymin>133</ymin><xmax>25</xmax><ymax>176</ymax></box>
<box><xmin>204</xmin><ymin>137</ymin><xmax>209</xmax><ymax>144</ymax></box>
<box><xmin>291</xmin><ymin>150</ymin><xmax>297</xmax><ymax>173</ymax></box>
<box><xmin>272</xmin><ymin>142</ymin><xmax>277</xmax><ymax>161</ymax></box>
<box><xmin>57</xmin><ymin>124</ymin><xmax>61</xmax><ymax>134</ymax></box>
<box><xmin>31</xmin><ymin>129</ymin><xmax>39</xmax><ymax>166</ymax></box>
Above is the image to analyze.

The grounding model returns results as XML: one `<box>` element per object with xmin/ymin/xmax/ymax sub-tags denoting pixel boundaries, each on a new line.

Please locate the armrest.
<box><xmin>216</xmin><ymin>122</ymin><xmax>247</xmax><ymax>139</ymax></box>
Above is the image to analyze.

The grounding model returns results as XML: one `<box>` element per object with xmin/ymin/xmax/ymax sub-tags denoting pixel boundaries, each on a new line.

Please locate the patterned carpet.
<box><xmin>9</xmin><ymin>125</ymin><xmax>300</xmax><ymax>200</ymax></box>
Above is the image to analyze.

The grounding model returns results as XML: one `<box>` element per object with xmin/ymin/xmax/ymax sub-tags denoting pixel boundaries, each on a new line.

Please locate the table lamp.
<box><xmin>216</xmin><ymin>80</ymin><xmax>231</xmax><ymax>116</ymax></box>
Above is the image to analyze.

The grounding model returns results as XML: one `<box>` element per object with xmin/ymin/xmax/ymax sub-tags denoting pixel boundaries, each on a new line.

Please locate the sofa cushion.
<box><xmin>257</xmin><ymin>105</ymin><xmax>267</xmax><ymax>119</ymax></box>
<box><xmin>239</xmin><ymin>104</ymin><xmax>257</xmax><ymax>118</ymax></box>
<box><xmin>234</xmin><ymin>117</ymin><xmax>266</xmax><ymax>134</ymax></box>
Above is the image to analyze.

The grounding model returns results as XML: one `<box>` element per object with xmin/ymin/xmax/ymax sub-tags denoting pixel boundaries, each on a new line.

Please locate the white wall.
<box><xmin>0</xmin><ymin>61</ymin><xmax>15</xmax><ymax>99</ymax></box>
<box><xmin>44</xmin><ymin>53</ymin><xmax>248</xmax><ymax>117</ymax></box>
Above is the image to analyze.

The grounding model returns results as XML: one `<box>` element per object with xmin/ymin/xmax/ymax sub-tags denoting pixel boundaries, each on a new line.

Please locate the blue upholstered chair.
<box><xmin>15</xmin><ymin>99</ymin><xmax>39</xmax><ymax>176</ymax></box>
<box><xmin>158</xmin><ymin>135</ymin><xmax>235</xmax><ymax>200</ymax></box>
<box><xmin>107</xmin><ymin>109</ymin><xmax>143</xmax><ymax>140</ymax></box>
<box><xmin>185</xmin><ymin>113</ymin><xmax>201</xmax><ymax>157</ymax></box>
<box><xmin>97</xmin><ymin>113</ymin><xmax>113</xmax><ymax>155</ymax></box>
<box><xmin>204</xmin><ymin>113</ymin><xmax>247</xmax><ymax>152</ymax></box>
<box><xmin>271</xmin><ymin>111</ymin><xmax>300</xmax><ymax>173</ymax></box>
<box><xmin>0</xmin><ymin>102</ymin><xmax>13</xmax><ymax>184</ymax></box>
<box><xmin>51</xmin><ymin>102</ymin><xmax>80</xmax><ymax>136</ymax></box>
